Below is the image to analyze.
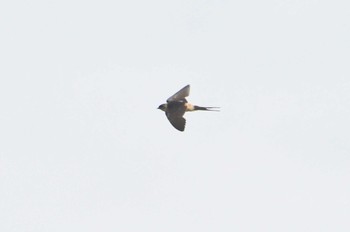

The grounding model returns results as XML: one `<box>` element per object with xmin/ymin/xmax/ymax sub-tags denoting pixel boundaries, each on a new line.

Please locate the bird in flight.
<box><xmin>158</xmin><ymin>85</ymin><xmax>219</xmax><ymax>131</ymax></box>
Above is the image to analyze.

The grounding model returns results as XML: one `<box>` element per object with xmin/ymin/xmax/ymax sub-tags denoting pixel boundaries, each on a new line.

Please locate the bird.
<box><xmin>158</xmin><ymin>85</ymin><xmax>219</xmax><ymax>131</ymax></box>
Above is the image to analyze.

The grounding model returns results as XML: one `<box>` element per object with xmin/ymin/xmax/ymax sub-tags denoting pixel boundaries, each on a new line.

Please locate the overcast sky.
<box><xmin>1</xmin><ymin>0</ymin><xmax>349</xmax><ymax>231</ymax></box>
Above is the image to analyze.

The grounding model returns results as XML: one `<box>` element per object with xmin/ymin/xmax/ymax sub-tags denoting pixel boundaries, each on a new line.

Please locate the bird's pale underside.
<box><xmin>158</xmin><ymin>85</ymin><xmax>219</xmax><ymax>131</ymax></box>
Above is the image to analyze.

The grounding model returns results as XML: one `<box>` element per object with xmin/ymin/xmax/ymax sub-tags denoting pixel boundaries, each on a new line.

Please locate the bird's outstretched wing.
<box><xmin>166</xmin><ymin>113</ymin><xmax>186</xmax><ymax>131</ymax></box>
<box><xmin>167</xmin><ymin>85</ymin><xmax>190</xmax><ymax>102</ymax></box>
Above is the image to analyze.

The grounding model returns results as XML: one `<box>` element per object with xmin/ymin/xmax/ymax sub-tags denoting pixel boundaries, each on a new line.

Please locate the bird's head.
<box><xmin>157</xmin><ymin>104</ymin><xmax>167</xmax><ymax>112</ymax></box>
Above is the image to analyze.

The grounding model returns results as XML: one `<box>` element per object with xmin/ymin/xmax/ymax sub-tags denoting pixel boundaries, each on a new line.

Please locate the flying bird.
<box><xmin>158</xmin><ymin>85</ymin><xmax>219</xmax><ymax>131</ymax></box>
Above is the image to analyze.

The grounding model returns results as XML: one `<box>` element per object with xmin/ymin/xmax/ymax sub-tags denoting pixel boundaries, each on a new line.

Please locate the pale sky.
<box><xmin>0</xmin><ymin>0</ymin><xmax>349</xmax><ymax>231</ymax></box>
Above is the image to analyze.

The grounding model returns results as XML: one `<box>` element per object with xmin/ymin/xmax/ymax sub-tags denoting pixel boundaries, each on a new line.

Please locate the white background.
<box><xmin>1</xmin><ymin>0</ymin><xmax>349</xmax><ymax>231</ymax></box>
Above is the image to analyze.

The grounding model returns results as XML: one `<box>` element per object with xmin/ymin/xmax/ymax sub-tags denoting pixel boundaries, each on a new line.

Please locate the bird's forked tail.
<box><xmin>194</xmin><ymin>106</ymin><xmax>220</xmax><ymax>111</ymax></box>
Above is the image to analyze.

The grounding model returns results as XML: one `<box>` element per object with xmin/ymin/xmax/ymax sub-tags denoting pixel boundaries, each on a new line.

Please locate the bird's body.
<box><xmin>158</xmin><ymin>85</ymin><xmax>219</xmax><ymax>131</ymax></box>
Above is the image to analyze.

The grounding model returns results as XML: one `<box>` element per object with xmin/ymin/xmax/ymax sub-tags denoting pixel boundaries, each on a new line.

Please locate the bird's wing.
<box><xmin>166</xmin><ymin>113</ymin><xmax>186</xmax><ymax>131</ymax></box>
<box><xmin>167</xmin><ymin>85</ymin><xmax>190</xmax><ymax>102</ymax></box>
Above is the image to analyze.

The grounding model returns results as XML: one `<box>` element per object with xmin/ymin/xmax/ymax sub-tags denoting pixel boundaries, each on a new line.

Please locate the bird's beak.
<box><xmin>158</xmin><ymin>104</ymin><xmax>166</xmax><ymax>111</ymax></box>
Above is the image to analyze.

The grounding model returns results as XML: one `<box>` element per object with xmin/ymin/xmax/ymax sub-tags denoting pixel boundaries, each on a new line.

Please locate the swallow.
<box><xmin>158</xmin><ymin>85</ymin><xmax>219</xmax><ymax>131</ymax></box>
